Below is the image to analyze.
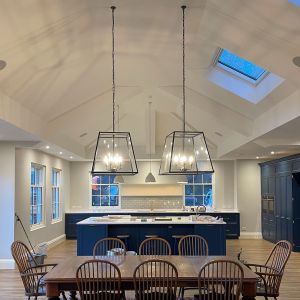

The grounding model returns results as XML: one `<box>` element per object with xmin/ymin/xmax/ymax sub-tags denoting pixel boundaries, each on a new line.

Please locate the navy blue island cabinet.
<box><xmin>77</xmin><ymin>222</ymin><xmax>226</xmax><ymax>256</ymax></box>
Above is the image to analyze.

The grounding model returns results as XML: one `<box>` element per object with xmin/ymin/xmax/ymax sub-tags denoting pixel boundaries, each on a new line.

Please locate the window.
<box><xmin>52</xmin><ymin>169</ymin><xmax>61</xmax><ymax>222</ymax></box>
<box><xmin>91</xmin><ymin>175</ymin><xmax>119</xmax><ymax>207</ymax></box>
<box><xmin>184</xmin><ymin>174</ymin><xmax>213</xmax><ymax>207</ymax></box>
<box><xmin>30</xmin><ymin>164</ymin><xmax>45</xmax><ymax>227</ymax></box>
<box><xmin>216</xmin><ymin>49</ymin><xmax>267</xmax><ymax>83</ymax></box>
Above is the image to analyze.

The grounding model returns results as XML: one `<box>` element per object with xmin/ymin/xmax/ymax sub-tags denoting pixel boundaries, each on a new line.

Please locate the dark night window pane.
<box><xmin>185</xmin><ymin>197</ymin><xmax>194</xmax><ymax>206</ymax></box>
<box><xmin>101</xmin><ymin>196</ymin><xmax>109</xmax><ymax>206</ymax></box>
<box><xmin>194</xmin><ymin>175</ymin><xmax>202</xmax><ymax>183</ymax></box>
<box><xmin>195</xmin><ymin>196</ymin><xmax>203</xmax><ymax>206</ymax></box>
<box><xmin>194</xmin><ymin>185</ymin><xmax>203</xmax><ymax>195</ymax></box>
<box><xmin>92</xmin><ymin>196</ymin><xmax>100</xmax><ymax>206</ymax></box>
<box><xmin>185</xmin><ymin>185</ymin><xmax>193</xmax><ymax>196</ymax></box>
<box><xmin>203</xmin><ymin>174</ymin><xmax>212</xmax><ymax>183</ymax></box>
<box><xmin>186</xmin><ymin>175</ymin><xmax>193</xmax><ymax>183</ymax></box>
<box><xmin>102</xmin><ymin>176</ymin><xmax>109</xmax><ymax>184</ymax></box>
<box><xmin>110</xmin><ymin>196</ymin><xmax>119</xmax><ymax>206</ymax></box>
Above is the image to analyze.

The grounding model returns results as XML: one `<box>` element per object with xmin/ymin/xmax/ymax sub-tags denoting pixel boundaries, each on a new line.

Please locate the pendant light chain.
<box><xmin>111</xmin><ymin>6</ymin><xmax>116</xmax><ymax>132</ymax></box>
<box><xmin>182</xmin><ymin>5</ymin><xmax>186</xmax><ymax>133</ymax></box>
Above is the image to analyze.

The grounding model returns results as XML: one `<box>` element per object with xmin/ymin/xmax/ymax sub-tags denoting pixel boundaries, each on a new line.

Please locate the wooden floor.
<box><xmin>1</xmin><ymin>239</ymin><xmax>299</xmax><ymax>299</ymax></box>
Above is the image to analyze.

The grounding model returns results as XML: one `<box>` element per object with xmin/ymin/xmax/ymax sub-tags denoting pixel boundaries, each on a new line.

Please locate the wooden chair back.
<box><xmin>76</xmin><ymin>259</ymin><xmax>121</xmax><ymax>300</ymax></box>
<box><xmin>265</xmin><ymin>240</ymin><xmax>292</xmax><ymax>273</ymax></box>
<box><xmin>93</xmin><ymin>238</ymin><xmax>126</xmax><ymax>258</ymax></box>
<box><xmin>139</xmin><ymin>237</ymin><xmax>172</xmax><ymax>256</ymax></box>
<box><xmin>133</xmin><ymin>259</ymin><xmax>178</xmax><ymax>300</ymax></box>
<box><xmin>198</xmin><ymin>259</ymin><xmax>244</xmax><ymax>300</ymax></box>
<box><xmin>11</xmin><ymin>241</ymin><xmax>36</xmax><ymax>273</ymax></box>
<box><xmin>178</xmin><ymin>235</ymin><xmax>208</xmax><ymax>256</ymax></box>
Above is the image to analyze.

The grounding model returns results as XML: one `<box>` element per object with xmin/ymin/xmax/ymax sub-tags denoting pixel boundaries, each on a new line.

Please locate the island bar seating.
<box><xmin>133</xmin><ymin>259</ymin><xmax>178</xmax><ymax>300</ymax></box>
<box><xmin>246</xmin><ymin>240</ymin><xmax>292</xmax><ymax>300</ymax></box>
<box><xmin>76</xmin><ymin>259</ymin><xmax>122</xmax><ymax>300</ymax></box>
<box><xmin>93</xmin><ymin>237</ymin><xmax>126</xmax><ymax>258</ymax></box>
<box><xmin>138</xmin><ymin>237</ymin><xmax>172</xmax><ymax>255</ymax></box>
<box><xmin>11</xmin><ymin>241</ymin><xmax>66</xmax><ymax>300</ymax></box>
<box><xmin>197</xmin><ymin>259</ymin><xmax>244</xmax><ymax>300</ymax></box>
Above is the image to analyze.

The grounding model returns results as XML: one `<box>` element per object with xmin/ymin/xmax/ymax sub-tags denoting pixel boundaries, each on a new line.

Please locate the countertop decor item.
<box><xmin>145</xmin><ymin>101</ymin><xmax>156</xmax><ymax>182</ymax></box>
<box><xmin>91</xmin><ymin>6</ymin><xmax>138</xmax><ymax>176</ymax></box>
<box><xmin>159</xmin><ymin>6</ymin><xmax>214</xmax><ymax>175</ymax></box>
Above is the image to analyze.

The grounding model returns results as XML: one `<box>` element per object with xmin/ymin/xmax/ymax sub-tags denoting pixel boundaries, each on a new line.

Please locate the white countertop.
<box><xmin>77</xmin><ymin>216</ymin><xmax>226</xmax><ymax>225</ymax></box>
<box><xmin>67</xmin><ymin>208</ymin><xmax>239</xmax><ymax>214</ymax></box>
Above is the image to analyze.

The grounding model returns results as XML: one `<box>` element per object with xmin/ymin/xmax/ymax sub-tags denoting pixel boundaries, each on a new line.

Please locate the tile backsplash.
<box><xmin>121</xmin><ymin>196</ymin><xmax>183</xmax><ymax>210</ymax></box>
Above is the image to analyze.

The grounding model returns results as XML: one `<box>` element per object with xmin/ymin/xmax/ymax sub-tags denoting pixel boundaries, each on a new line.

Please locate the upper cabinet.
<box><xmin>120</xmin><ymin>184</ymin><xmax>183</xmax><ymax>197</ymax></box>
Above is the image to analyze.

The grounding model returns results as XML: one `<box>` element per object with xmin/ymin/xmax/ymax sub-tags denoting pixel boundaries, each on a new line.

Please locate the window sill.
<box><xmin>51</xmin><ymin>219</ymin><xmax>62</xmax><ymax>225</ymax></box>
<box><xmin>30</xmin><ymin>224</ymin><xmax>46</xmax><ymax>232</ymax></box>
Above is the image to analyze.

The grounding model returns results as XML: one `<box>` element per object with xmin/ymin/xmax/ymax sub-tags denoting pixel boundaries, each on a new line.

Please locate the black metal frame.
<box><xmin>91</xmin><ymin>131</ymin><xmax>138</xmax><ymax>175</ymax></box>
<box><xmin>159</xmin><ymin>131</ymin><xmax>214</xmax><ymax>175</ymax></box>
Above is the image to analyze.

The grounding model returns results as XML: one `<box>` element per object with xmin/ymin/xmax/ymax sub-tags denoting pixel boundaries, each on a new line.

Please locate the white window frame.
<box><xmin>51</xmin><ymin>168</ymin><xmax>62</xmax><ymax>223</ymax></box>
<box><xmin>184</xmin><ymin>174</ymin><xmax>214</xmax><ymax>208</ymax></box>
<box><xmin>90</xmin><ymin>174</ymin><xmax>121</xmax><ymax>209</ymax></box>
<box><xmin>30</xmin><ymin>163</ymin><xmax>45</xmax><ymax>231</ymax></box>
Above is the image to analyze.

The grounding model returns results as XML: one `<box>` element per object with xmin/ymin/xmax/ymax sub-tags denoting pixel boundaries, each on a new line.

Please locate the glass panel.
<box><xmin>185</xmin><ymin>196</ymin><xmax>194</xmax><ymax>206</ymax></box>
<box><xmin>31</xmin><ymin>167</ymin><xmax>35</xmax><ymax>185</ymax></box>
<box><xmin>203</xmin><ymin>173</ymin><xmax>212</xmax><ymax>183</ymax></box>
<box><xmin>110</xmin><ymin>196</ymin><xmax>119</xmax><ymax>206</ymax></box>
<box><xmin>204</xmin><ymin>185</ymin><xmax>212</xmax><ymax>196</ymax></box>
<box><xmin>186</xmin><ymin>175</ymin><xmax>194</xmax><ymax>183</ymax></box>
<box><xmin>110</xmin><ymin>185</ymin><xmax>119</xmax><ymax>197</ymax></box>
<box><xmin>194</xmin><ymin>175</ymin><xmax>202</xmax><ymax>183</ymax></box>
<box><xmin>195</xmin><ymin>196</ymin><xmax>203</xmax><ymax>206</ymax></box>
<box><xmin>101</xmin><ymin>176</ymin><xmax>110</xmax><ymax>184</ymax></box>
<box><xmin>92</xmin><ymin>185</ymin><xmax>100</xmax><ymax>196</ymax></box>
<box><xmin>109</xmin><ymin>175</ymin><xmax>116</xmax><ymax>184</ymax></box>
<box><xmin>92</xmin><ymin>196</ymin><xmax>100</xmax><ymax>206</ymax></box>
<box><xmin>218</xmin><ymin>49</ymin><xmax>266</xmax><ymax>81</ymax></box>
<box><xmin>185</xmin><ymin>185</ymin><xmax>193</xmax><ymax>196</ymax></box>
<box><xmin>101</xmin><ymin>185</ymin><xmax>109</xmax><ymax>195</ymax></box>
<box><xmin>194</xmin><ymin>185</ymin><xmax>203</xmax><ymax>195</ymax></box>
<box><xmin>100</xmin><ymin>196</ymin><xmax>109</xmax><ymax>206</ymax></box>
<box><xmin>92</xmin><ymin>176</ymin><xmax>101</xmax><ymax>185</ymax></box>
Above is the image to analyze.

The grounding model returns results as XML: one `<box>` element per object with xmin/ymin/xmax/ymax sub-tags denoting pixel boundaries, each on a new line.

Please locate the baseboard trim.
<box><xmin>240</xmin><ymin>232</ymin><xmax>262</xmax><ymax>239</ymax></box>
<box><xmin>46</xmin><ymin>234</ymin><xmax>66</xmax><ymax>249</ymax></box>
<box><xmin>0</xmin><ymin>259</ymin><xmax>15</xmax><ymax>269</ymax></box>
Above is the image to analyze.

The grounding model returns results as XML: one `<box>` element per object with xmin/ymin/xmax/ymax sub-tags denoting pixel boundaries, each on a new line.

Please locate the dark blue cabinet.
<box><xmin>77</xmin><ymin>223</ymin><xmax>226</xmax><ymax>256</ymax></box>
<box><xmin>260</xmin><ymin>154</ymin><xmax>300</xmax><ymax>252</ymax></box>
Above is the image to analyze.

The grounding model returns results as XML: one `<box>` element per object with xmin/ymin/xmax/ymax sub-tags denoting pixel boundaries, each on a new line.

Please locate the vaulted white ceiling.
<box><xmin>0</xmin><ymin>0</ymin><xmax>300</xmax><ymax>161</ymax></box>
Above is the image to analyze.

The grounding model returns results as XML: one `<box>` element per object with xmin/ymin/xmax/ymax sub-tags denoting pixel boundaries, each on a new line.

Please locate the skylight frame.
<box><xmin>214</xmin><ymin>48</ymin><xmax>269</xmax><ymax>86</ymax></box>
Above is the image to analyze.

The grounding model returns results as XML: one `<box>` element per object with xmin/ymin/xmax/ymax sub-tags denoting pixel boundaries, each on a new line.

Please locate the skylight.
<box><xmin>217</xmin><ymin>49</ymin><xmax>267</xmax><ymax>83</ymax></box>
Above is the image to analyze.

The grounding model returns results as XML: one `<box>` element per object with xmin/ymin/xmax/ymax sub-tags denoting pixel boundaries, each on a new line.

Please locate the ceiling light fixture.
<box><xmin>45</xmin><ymin>145</ymin><xmax>50</xmax><ymax>149</ymax></box>
<box><xmin>271</xmin><ymin>151</ymin><xmax>275</xmax><ymax>155</ymax></box>
<box><xmin>159</xmin><ymin>6</ymin><xmax>214</xmax><ymax>175</ymax></box>
<box><xmin>91</xmin><ymin>6</ymin><xmax>138</xmax><ymax>176</ymax></box>
<box><xmin>292</xmin><ymin>56</ymin><xmax>300</xmax><ymax>67</ymax></box>
<box><xmin>59</xmin><ymin>151</ymin><xmax>63</xmax><ymax>155</ymax></box>
<box><xmin>256</xmin><ymin>156</ymin><xmax>259</xmax><ymax>159</ymax></box>
<box><xmin>70</xmin><ymin>156</ymin><xmax>73</xmax><ymax>159</ymax></box>
<box><xmin>145</xmin><ymin>101</ymin><xmax>156</xmax><ymax>183</ymax></box>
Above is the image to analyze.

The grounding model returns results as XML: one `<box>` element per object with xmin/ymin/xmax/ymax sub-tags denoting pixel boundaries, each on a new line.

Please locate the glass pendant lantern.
<box><xmin>91</xmin><ymin>6</ymin><xmax>138</xmax><ymax>176</ymax></box>
<box><xmin>159</xmin><ymin>6</ymin><xmax>214</xmax><ymax>175</ymax></box>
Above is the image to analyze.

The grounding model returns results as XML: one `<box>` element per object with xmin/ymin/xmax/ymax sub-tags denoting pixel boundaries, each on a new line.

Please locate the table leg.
<box><xmin>70</xmin><ymin>291</ymin><xmax>78</xmax><ymax>299</ymax></box>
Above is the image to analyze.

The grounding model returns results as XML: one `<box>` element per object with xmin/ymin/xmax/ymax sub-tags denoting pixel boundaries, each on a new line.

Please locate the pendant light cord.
<box><xmin>111</xmin><ymin>6</ymin><xmax>116</xmax><ymax>132</ymax></box>
<box><xmin>182</xmin><ymin>5</ymin><xmax>186</xmax><ymax>133</ymax></box>
<box><xmin>149</xmin><ymin>101</ymin><xmax>152</xmax><ymax>172</ymax></box>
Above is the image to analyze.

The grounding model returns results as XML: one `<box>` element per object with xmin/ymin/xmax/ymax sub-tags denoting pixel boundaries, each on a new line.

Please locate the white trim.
<box><xmin>240</xmin><ymin>232</ymin><xmax>262</xmax><ymax>239</ymax></box>
<box><xmin>0</xmin><ymin>259</ymin><xmax>15</xmax><ymax>269</ymax></box>
<box><xmin>46</xmin><ymin>234</ymin><xmax>66</xmax><ymax>249</ymax></box>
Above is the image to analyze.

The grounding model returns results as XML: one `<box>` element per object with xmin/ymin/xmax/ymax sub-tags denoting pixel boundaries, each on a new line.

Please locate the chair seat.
<box><xmin>256</xmin><ymin>283</ymin><xmax>278</xmax><ymax>297</ymax></box>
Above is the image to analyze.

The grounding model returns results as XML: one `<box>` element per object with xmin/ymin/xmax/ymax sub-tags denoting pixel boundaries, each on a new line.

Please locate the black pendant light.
<box><xmin>91</xmin><ymin>6</ymin><xmax>138</xmax><ymax>176</ymax></box>
<box><xmin>159</xmin><ymin>6</ymin><xmax>214</xmax><ymax>175</ymax></box>
<box><xmin>145</xmin><ymin>101</ymin><xmax>156</xmax><ymax>183</ymax></box>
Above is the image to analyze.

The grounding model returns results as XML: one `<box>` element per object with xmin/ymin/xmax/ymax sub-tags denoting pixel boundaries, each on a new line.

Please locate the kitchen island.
<box><xmin>77</xmin><ymin>215</ymin><xmax>226</xmax><ymax>256</ymax></box>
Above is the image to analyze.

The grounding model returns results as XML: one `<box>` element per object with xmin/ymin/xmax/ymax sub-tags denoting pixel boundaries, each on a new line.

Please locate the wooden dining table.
<box><xmin>44</xmin><ymin>255</ymin><xmax>258</xmax><ymax>300</ymax></box>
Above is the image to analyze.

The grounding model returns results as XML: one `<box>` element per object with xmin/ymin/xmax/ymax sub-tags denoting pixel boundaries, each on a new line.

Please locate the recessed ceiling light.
<box><xmin>59</xmin><ymin>151</ymin><xmax>63</xmax><ymax>155</ymax></box>
<box><xmin>70</xmin><ymin>156</ymin><xmax>73</xmax><ymax>159</ymax></box>
<box><xmin>271</xmin><ymin>151</ymin><xmax>275</xmax><ymax>155</ymax></box>
<box><xmin>292</xmin><ymin>56</ymin><xmax>300</xmax><ymax>67</ymax></box>
<box><xmin>45</xmin><ymin>145</ymin><xmax>50</xmax><ymax>149</ymax></box>
<box><xmin>0</xmin><ymin>60</ymin><xmax>7</xmax><ymax>70</ymax></box>
<box><xmin>256</xmin><ymin>156</ymin><xmax>259</xmax><ymax>159</ymax></box>
<box><xmin>79</xmin><ymin>132</ymin><xmax>87</xmax><ymax>138</ymax></box>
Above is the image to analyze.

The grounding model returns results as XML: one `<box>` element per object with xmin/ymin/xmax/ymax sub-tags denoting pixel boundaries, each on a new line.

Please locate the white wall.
<box><xmin>0</xmin><ymin>143</ymin><xmax>15</xmax><ymax>269</ymax></box>
<box><xmin>15</xmin><ymin>149</ymin><xmax>70</xmax><ymax>248</ymax></box>
<box><xmin>236</xmin><ymin>160</ymin><xmax>261</xmax><ymax>235</ymax></box>
<box><xmin>69</xmin><ymin>159</ymin><xmax>261</xmax><ymax>235</ymax></box>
